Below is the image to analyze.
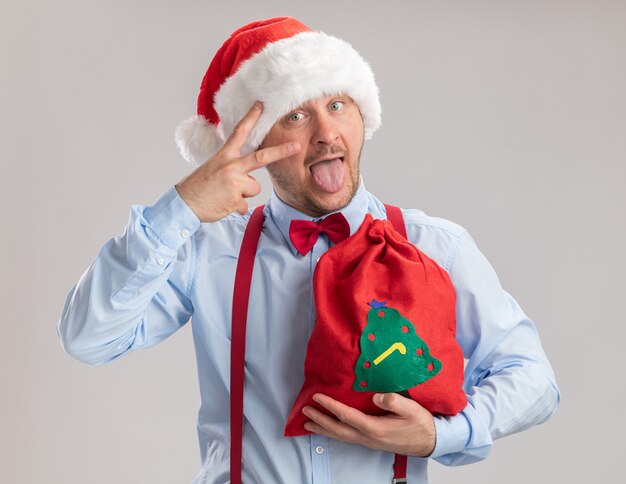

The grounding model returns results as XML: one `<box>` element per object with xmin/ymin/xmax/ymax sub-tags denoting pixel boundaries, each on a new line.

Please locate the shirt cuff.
<box><xmin>429</xmin><ymin>412</ymin><xmax>471</xmax><ymax>459</ymax></box>
<box><xmin>143</xmin><ymin>186</ymin><xmax>201</xmax><ymax>250</ymax></box>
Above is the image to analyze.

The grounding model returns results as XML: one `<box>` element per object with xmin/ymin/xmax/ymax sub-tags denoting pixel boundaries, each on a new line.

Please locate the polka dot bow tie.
<box><xmin>289</xmin><ymin>212</ymin><xmax>351</xmax><ymax>256</ymax></box>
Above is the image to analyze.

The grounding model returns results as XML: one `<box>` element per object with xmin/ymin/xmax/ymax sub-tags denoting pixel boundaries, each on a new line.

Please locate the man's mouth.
<box><xmin>309</xmin><ymin>157</ymin><xmax>345</xmax><ymax>193</ymax></box>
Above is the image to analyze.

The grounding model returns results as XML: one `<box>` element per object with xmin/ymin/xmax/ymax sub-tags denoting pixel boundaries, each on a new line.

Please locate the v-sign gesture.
<box><xmin>176</xmin><ymin>101</ymin><xmax>301</xmax><ymax>222</ymax></box>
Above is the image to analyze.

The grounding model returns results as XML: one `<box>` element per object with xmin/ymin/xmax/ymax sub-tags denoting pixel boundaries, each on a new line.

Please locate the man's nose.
<box><xmin>311</xmin><ymin>113</ymin><xmax>339</xmax><ymax>145</ymax></box>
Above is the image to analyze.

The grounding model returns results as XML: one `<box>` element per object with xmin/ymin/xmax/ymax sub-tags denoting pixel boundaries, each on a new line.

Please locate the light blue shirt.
<box><xmin>58</xmin><ymin>180</ymin><xmax>560</xmax><ymax>483</ymax></box>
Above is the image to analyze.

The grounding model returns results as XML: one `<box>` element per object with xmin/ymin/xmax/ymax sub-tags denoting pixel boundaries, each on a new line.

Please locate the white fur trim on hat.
<box><xmin>175</xmin><ymin>115</ymin><xmax>225</xmax><ymax>166</ymax></box>
<box><xmin>176</xmin><ymin>31</ymin><xmax>380</xmax><ymax>164</ymax></box>
<box><xmin>217</xmin><ymin>31</ymin><xmax>381</xmax><ymax>156</ymax></box>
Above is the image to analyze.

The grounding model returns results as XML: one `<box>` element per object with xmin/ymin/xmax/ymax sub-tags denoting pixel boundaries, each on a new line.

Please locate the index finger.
<box><xmin>222</xmin><ymin>101</ymin><xmax>263</xmax><ymax>154</ymax></box>
<box><xmin>242</xmin><ymin>141</ymin><xmax>301</xmax><ymax>172</ymax></box>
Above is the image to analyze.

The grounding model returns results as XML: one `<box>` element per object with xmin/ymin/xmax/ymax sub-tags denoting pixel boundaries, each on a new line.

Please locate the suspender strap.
<box><xmin>384</xmin><ymin>204</ymin><xmax>407</xmax><ymax>239</ymax></box>
<box><xmin>231</xmin><ymin>204</ymin><xmax>409</xmax><ymax>483</ymax></box>
<box><xmin>230</xmin><ymin>205</ymin><xmax>265</xmax><ymax>484</ymax></box>
<box><xmin>384</xmin><ymin>203</ymin><xmax>409</xmax><ymax>482</ymax></box>
<box><xmin>392</xmin><ymin>454</ymin><xmax>408</xmax><ymax>483</ymax></box>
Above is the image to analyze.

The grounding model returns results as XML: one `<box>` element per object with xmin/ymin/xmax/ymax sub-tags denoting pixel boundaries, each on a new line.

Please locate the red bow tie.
<box><xmin>289</xmin><ymin>212</ymin><xmax>351</xmax><ymax>256</ymax></box>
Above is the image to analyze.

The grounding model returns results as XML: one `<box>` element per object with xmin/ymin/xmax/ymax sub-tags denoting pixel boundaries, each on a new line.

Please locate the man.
<box><xmin>58</xmin><ymin>17</ymin><xmax>560</xmax><ymax>483</ymax></box>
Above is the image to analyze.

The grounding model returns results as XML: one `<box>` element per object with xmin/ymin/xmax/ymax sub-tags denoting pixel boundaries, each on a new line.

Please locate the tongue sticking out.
<box><xmin>310</xmin><ymin>158</ymin><xmax>345</xmax><ymax>193</ymax></box>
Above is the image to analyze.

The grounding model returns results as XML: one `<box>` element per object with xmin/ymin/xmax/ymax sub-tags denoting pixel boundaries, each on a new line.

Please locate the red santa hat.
<box><xmin>175</xmin><ymin>16</ymin><xmax>381</xmax><ymax>165</ymax></box>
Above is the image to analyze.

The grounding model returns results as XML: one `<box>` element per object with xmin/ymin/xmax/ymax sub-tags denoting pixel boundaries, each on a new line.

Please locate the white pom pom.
<box><xmin>175</xmin><ymin>115</ymin><xmax>225</xmax><ymax>166</ymax></box>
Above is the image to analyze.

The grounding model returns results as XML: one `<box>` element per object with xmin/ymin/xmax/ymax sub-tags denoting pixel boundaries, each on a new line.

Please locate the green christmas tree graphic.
<box><xmin>353</xmin><ymin>300</ymin><xmax>442</xmax><ymax>393</ymax></box>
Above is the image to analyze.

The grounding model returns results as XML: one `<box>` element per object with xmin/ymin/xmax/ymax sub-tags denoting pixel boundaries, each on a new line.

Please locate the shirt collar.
<box><xmin>265</xmin><ymin>177</ymin><xmax>371</xmax><ymax>256</ymax></box>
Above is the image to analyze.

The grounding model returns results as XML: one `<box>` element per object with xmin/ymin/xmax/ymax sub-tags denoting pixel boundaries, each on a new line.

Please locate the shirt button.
<box><xmin>157</xmin><ymin>257</ymin><xmax>165</xmax><ymax>266</ymax></box>
<box><xmin>315</xmin><ymin>445</ymin><xmax>324</xmax><ymax>454</ymax></box>
<box><xmin>181</xmin><ymin>229</ymin><xmax>191</xmax><ymax>238</ymax></box>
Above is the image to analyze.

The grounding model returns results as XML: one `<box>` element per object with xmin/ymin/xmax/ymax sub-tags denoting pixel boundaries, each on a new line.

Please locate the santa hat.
<box><xmin>175</xmin><ymin>16</ymin><xmax>381</xmax><ymax>166</ymax></box>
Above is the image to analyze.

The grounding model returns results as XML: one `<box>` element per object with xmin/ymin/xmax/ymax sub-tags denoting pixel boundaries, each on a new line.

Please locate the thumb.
<box><xmin>373</xmin><ymin>393</ymin><xmax>415</xmax><ymax>416</ymax></box>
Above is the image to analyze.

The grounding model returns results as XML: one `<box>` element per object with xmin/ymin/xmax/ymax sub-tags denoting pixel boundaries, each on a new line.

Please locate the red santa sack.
<box><xmin>284</xmin><ymin>213</ymin><xmax>467</xmax><ymax>436</ymax></box>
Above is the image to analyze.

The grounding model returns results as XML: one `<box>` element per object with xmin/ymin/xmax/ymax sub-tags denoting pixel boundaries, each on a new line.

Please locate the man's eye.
<box><xmin>288</xmin><ymin>112</ymin><xmax>304</xmax><ymax>122</ymax></box>
<box><xmin>329</xmin><ymin>101</ymin><xmax>344</xmax><ymax>111</ymax></box>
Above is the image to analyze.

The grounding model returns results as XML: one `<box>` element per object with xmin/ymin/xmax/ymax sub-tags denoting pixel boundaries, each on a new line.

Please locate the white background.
<box><xmin>1</xmin><ymin>0</ymin><xmax>624</xmax><ymax>482</ymax></box>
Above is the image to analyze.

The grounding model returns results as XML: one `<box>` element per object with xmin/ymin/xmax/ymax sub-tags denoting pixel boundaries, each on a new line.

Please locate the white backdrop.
<box><xmin>1</xmin><ymin>1</ymin><xmax>624</xmax><ymax>482</ymax></box>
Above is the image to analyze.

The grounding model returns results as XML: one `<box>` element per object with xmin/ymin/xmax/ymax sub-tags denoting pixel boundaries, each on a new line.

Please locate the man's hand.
<box><xmin>302</xmin><ymin>393</ymin><xmax>436</xmax><ymax>457</ymax></box>
<box><xmin>175</xmin><ymin>101</ymin><xmax>300</xmax><ymax>222</ymax></box>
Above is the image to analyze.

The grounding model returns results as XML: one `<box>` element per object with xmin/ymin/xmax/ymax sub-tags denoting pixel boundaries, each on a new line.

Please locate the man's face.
<box><xmin>260</xmin><ymin>94</ymin><xmax>365</xmax><ymax>217</ymax></box>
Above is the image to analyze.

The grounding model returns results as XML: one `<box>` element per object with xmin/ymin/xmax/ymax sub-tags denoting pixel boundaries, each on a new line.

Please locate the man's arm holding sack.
<box><xmin>302</xmin><ymin>230</ymin><xmax>561</xmax><ymax>464</ymax></box>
